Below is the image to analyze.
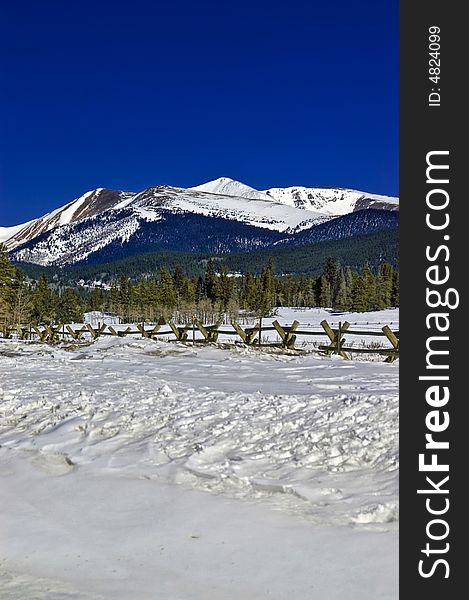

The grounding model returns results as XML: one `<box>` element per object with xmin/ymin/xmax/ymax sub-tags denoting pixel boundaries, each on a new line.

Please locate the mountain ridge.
<box><xmin>3</xmin><ymin>178</ymin><xmax>399</xmax><ymax>268</ymax></box>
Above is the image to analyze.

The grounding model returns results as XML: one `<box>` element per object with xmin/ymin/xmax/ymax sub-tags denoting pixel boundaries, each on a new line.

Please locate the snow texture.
<box><xmin>0</xmin><ymin>308</ymin><xmax>398</xmax><ymax>599</ymax></box>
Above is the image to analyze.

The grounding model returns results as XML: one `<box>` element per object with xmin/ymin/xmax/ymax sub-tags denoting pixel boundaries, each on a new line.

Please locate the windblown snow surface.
<box><xmin>0</xmin><ymin>308</ymin><xmax>398</xmax><ymax>599</ymax></box>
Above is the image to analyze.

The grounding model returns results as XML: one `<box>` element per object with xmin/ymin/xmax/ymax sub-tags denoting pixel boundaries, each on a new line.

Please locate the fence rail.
<box><xmin>2</xmin><ymin>319</ymin><xmax>399</xmax><ymax>362</ymax></box>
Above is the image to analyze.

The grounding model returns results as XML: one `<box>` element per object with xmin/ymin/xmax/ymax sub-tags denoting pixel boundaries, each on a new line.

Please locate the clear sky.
<box><xmin>0</xmin><ymin>0</ymin><xmax>398</xmax><ymax>226</ymax></box>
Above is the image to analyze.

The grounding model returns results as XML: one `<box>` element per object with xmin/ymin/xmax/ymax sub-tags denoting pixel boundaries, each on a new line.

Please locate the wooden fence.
<box><xmin>2</xmin><ymin>319</ymin><xmax>399</xmax><ymax>362</ymax></box>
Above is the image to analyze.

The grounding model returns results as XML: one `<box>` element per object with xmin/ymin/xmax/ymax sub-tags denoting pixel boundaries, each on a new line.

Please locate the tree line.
<box><xmin>0</xmin><ymin>243</ymin><xmax>399</xmax><ymax>328</ymax></box>
<box><xmin>16</xmin><ymin>228</ymin><xmax>399</xmax><ymax>284</ymax></box>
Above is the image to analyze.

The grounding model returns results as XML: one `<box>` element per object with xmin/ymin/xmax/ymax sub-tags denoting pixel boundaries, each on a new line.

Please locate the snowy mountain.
<box><xmin>193</xmin><ymin>177</ymin><xmax>399</xmax><ymax>216</ymax></box>
<box><xmin>5</xmin><ymin>183</ymin><xmax>327</xmax><ymax>252</ymax></box>
<box><xmin>3</xmin><ymin>178</ymin><xmax>398</xmax><ymax>267</ymax></box>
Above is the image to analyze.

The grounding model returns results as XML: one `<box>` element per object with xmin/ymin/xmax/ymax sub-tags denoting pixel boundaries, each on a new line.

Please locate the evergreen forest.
<box><xmin>1</xmin><ymin>243</ymin><xmax>399</xmax><ymax>328</ymax></box>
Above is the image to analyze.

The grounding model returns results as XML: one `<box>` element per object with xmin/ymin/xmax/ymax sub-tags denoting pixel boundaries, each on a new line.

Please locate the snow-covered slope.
<box><xmin>264</xmin><ymin>186</ymin><xmax>399</xmax><ymax>215</ymax></box>
<box><xmin>127</xmin><ymin>185</ymin><xmax>326</xmax><ymax>231</ymax></box>
<box><xmin>0</xmin><ymin>220</ymin><xmax>35</xmax><ymax>244</ymax></box>
<box><xmin>5</xmin><ymin>188</ymin><xmax>134</xmax><ymax>250</ymax></box>
<box><xmin>190</xmin><ymin>178</ymin><xmax>399</xmax><ymax>216</ymax></box>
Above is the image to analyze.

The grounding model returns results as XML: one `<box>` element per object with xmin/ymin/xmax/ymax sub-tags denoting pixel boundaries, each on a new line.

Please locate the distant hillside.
<box><xmin>16</xmin><ymin>228</ymin><xmax>399</xmax><ymax>283</ymax></box>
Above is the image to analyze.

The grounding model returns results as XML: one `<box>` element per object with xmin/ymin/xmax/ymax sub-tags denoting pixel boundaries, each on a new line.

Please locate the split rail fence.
<box><xmin>3</xmin><ymin>319</ymin><xmax>399</xmax><ymax>362</ymax></box>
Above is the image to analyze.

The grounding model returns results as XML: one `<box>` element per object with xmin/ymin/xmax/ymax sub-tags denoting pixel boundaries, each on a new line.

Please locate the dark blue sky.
<box><xmin>0</xmin><ymin>0</ymin><xmax>398</xmax><ymax>226</ymax></box>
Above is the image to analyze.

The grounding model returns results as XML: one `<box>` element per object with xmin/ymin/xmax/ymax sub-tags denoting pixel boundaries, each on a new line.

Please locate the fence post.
<box><xmin>194</xmin><ymin>321</ymin><xmax>214</xmax><ymax>342</ymax></box>
<box><xmin>137</xmin><ymin>323</ymin><xmax>148</xmax><ymax>338</ymax></box>
<box><xmin>169</xmin><ymin>322</ymin><xmax>190</xmax><ymax>341</ymax></box>
<box><xmin>208</xmin><ymin>319</ymin><xmax>223</xmax><ymax>343</ymax></box>
<box><xmin>231</xmin><ymin>321</ymin><xmax>247</xmax><ymax>343</ymax></box>
<box><xmin>320</xmin><ymin>320</ymin><xmax>335</xmax><ymax>356</ymax></box>
<box><xmin>179</xmin><ymin>323</ymin><xmax>191</xmax><ymax>341</ymax></box>
<box><xmin>320</xmin><ymin>320</ymin><xmax>350</xmax><ymax>359</ymax></box>
<box><xmin>272</xmin><ymin>320</ymin><xmax>286</xmax><ymax>346</ymax></box>
<box><xmin>336</xmin><ymin>321</ymin><xmax>350</xmax><ymax>359</ymax></box>
<box><xmin>245</xmin><ymin>323</ymin><xmax>261</xmax><ymax>345</ymax></box>
<box><xmin>285</xmin><ymin>320</ymin><xmax>299</xmax><ymax>349</ymax></box>
<box><xmin>382</xmin><ymin>325</ymin><xmax>399</xmax><ymax>363</ymax></box>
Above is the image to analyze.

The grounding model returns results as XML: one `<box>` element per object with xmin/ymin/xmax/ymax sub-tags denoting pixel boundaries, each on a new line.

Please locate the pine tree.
<box><xmin>214</xmin><ymin>264</ymin><xmax>235</xmax><ymax>311</ymax></box>
<box><xmin>243</xmin><ymin>273</ymin><xmax>260</xmax><ymax>312</ymax></box>
<box><xmin>135</xmin><ymin>278</ymin><xmax>149</xmax><ymax>321</ymax></box>
<box><xmin>361</xmin><ymin>263</ymin><xmax>377</xmax><ymax>310</ymax></box>
<box><xmin>108</xmin><ymin>281</ymin><xmax>120</xmax><ymax>314</ymax></box>
<box><xmin>181</xmin><ymin>277</ymin><xmax>197</xmax><ymax>306</ymax></box>
<box><xmin>58</xmin><ymin>288</ymin><xmax>84</xmax><ymax>323</ymax></box>
<box><xmin>159</xmin><ymin>267</ymin><xmax>177</xmax><ymax>310</ymax></box>
<box><xmin>204</xmin><ymin>259</ymin><xmax>217</xmax><ymax>303</ymax></box>
<box><xmin>298</xmin><ymin>276</ymin><xmax>315</xmax><ymax>307</ymax></box>
<box><xmin>0</xmin><ymin>243</ymin><xmax>19</xmax><ymax>326</ymax></box>
<box><xmin>195</xmin><ymin>276</ymin><xmax>205</xmax><ymax>303</ymax></box>
<box><xmin>350</xmin><ymin>275</ymin><xmax>366</xmax><ymax>312</ymax></box>
<box><xmin>319</xmin><ymin>276</ymin><xmax>332</xmax><ymax>308</ymax></box>
<box><xmin>323</xmin><ymin>257</ymin><xmax>339</xmax><ymax>303</ymax></box>
<box><xmin>282</xmin><ymin>275</ymin><xmax>295</xmax><ymax>307</ymax></box>
<box><xmin>32</xmin><ymin>275</ymin><xmax>57</xmax><ymax>324</ymax></box>
<box><xmin>391</xmin><ymin>271</ymin><xmax>400</xmax><ymax>307</ymax></box>
<box><xmin>376</xmin><ymin>263</ymin><xmax>394</xmax><ymax>309</ymax></box>
<box><xmin>350</xmin><ymin>265</ymin><xmax>378</xmax><ymax>312</ymax></box>
<box><xmin>147</xmin><ymin>278</ymin><xmax>160</xmax><ymax>321</ymax></box>
<box><xmin>334</xmin><ymin>268</ymin><xmax>350</xmax><ymax>311</ymax></box>
<box><xmin>173</xmin><ymin>264</ymin><xmax>185</xmax><ymax>290</ymax></box>
<box><xmin>11</xmin><ymin>278</ymin><xmax>33</xmax><ymax>325</ymax></box>
<box><xmin>259</xmin><ymin>260</ymin><xmax>275</xmax><ymax>314</ymax></box>
<box><xmin>345</xmin><ymin>267</ymin><xmax>354</xmax><ymax>295</ymax></box>
<box><xmin>172</xmin><ymin>264</ymin><xmax>186</xmax><ymax>310</ymax></box>
<box><xmin>118</xmin><ymin>276</ymin><xmax>133</xmax><ymax>321</ymax></box>
<box><xmin>87</xmin><ymin>287</ymin><xmax>104</xmax><ymax>312</ymax></box>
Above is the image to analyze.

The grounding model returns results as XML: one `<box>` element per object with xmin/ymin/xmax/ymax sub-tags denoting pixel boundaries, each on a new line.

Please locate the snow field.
<box><xmin>0</xmin><ymin>308</ymin><xmax>399</xmax><ymax>598</ymax></box>
<box><xmin>0</xmin><ymin>449</ymin><xmax>397</xmax><ymax>600</ymax></box>
<box><xmin>0</xmin><ymin>328</ymin><xmax>398</xmax><ymax>525</ymax></box>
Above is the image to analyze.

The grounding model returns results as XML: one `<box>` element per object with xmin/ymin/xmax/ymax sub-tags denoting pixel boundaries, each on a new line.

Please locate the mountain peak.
<box><xmin>212</xmin><ymin>177</ymin><xmax>234</xmax><ymax>184</ymax></box>
<box><xmin>189</xmin><ymin>177</ymin><xmax>270</xmax><ymax>201</ymax></box>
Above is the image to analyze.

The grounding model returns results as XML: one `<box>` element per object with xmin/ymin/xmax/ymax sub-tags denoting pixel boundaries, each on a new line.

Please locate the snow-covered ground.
<box><xmin>0</xmin><ymin>309</ymin><xmax>398</xmax><ymax>599</ymax></box>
